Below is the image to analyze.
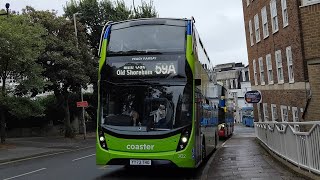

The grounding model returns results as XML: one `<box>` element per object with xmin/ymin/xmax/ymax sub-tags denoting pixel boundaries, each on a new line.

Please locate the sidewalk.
<box><xmin>202</xmin><ymin>124</ymin><xmax>306</xmax><ymax>180</ymax></box>
<box><xmin>0</xmin><ymin>133</ymin><xmax>96</xmax><ymax>164</ymax></box>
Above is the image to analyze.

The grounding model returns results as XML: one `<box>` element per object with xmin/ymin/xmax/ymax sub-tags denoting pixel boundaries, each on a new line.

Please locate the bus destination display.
<box><xmin>111</xmin><ymin>61</ymin><xmax>178</xmax><ymax>77</ymax></box>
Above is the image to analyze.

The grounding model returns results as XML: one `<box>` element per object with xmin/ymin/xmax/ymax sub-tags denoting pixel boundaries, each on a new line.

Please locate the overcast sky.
<box><xmin>3</xmin><ymin>0</ymin><xmax>248</xmax><ymax>66</ymax></box>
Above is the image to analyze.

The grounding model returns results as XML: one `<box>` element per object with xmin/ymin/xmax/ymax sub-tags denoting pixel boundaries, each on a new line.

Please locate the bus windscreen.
<box><xmin>107</xmin><ymin>24</ymin><xmax>186</xmax><ymax>55</ymax></box>
<box><xmin>101</xmin><ymin>82</ymin><xmax>192</xmax><ymax>131</ymax></box>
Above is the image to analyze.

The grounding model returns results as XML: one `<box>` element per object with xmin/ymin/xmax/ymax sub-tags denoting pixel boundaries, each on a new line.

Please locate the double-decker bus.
<box><xmin>208</xmin><ymin>84</ymin><xmax>234</xmax><ymax>139</ymax></box>
<box><xmin>96</xmin><ymin>18</ymin><xmax>218</xmax><ymax>168</ymax></box>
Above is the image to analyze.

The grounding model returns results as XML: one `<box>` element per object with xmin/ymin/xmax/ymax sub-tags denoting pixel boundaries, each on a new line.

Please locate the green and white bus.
<box><xmin>96</xmin><ymin>18</ymin><xmax>219</xmax><ymax>168</ymax></box>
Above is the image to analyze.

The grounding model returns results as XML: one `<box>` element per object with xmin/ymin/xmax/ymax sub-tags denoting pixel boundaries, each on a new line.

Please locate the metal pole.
<box><xmin>73</xmin><ymin>13</ymin><xmax>79</xmax><ymax>49</ymax></box>
<box><xmin>73</xmin><ymin>13</ymin><xmax>85</xmax><ymax>140</ymax></box>
<box><xmin>81</xmin><ymin>86</ymin><xmax>86</xmax><ymax>140</ymax></box>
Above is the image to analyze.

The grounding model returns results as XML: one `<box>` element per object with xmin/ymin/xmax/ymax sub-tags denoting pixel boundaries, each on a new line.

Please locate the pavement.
<box><xmin>201</xmin><ymin>124</ymin><xmax>308</xmax><ymax>180</ymax></box>
<box><xmin>0</xmin><ymin>132</ymin><xmax>96</xmax><ymax>164</ymax></box>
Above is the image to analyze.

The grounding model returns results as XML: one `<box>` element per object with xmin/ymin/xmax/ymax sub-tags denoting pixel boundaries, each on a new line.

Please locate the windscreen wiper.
<box><xmin>104</xmin><ymin>80</ymin><xmax>155</xmax><ymax>86</ymax></box>
<box><xmin>108</xmin><ymin>50</ymin><xmax>162</xmax><ymax>56</ymax></box>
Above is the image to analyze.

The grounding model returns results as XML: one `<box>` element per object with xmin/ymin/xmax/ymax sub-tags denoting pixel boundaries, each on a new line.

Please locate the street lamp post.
<box><xmin>0</xmin><ymin>3</ymin><xmax>10</xmax><ymax>17</ymax></box>
<box><xmin>73</xmin><ymin>12</ymin><xmax>86</xmax><ymax>140</ymax></box>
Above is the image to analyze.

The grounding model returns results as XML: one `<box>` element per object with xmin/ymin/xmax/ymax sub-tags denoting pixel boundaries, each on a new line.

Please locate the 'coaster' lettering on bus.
<box><xmin>126</xmin><ymin>144</ymin><xmax>155</xmax><ymax>150</ymax></box>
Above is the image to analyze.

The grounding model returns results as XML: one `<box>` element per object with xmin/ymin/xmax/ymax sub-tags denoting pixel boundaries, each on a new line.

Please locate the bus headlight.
<box><xmin>181</xmin><ymin>137</ymin><xmax>188</xmax><ymax>143</ymax></box>
<box><xmin>99</xmin><ymin>134</ymin><xmax>108</xmax><ymax>150</ymax></box>
<box><xmin>99</xmin><ymin>136</ymin><xmax>105</xmax><ymax>142</ymax></box>
<box><xmin>176</xmin><ymin>125</ymin><xmax>192</xmax><ymax>152</ymax></box>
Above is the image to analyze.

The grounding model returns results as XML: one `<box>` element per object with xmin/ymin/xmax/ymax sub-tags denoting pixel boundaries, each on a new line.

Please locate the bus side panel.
<box><xmin>97</xmin><ymin>37</ymin><xmax>109</xmax><ymax>165</ymax></box>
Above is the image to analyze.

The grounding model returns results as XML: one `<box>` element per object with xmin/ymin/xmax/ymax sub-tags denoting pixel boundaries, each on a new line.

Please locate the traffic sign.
<box><xmin>77</xmin><ymin>101</ymin><xmax>88</xmax><ymax>107</ymax></box>
<box><xmin>245</xmin><ymin>90</ymin><xmax>262</xmax><ymax>103</ymax></box>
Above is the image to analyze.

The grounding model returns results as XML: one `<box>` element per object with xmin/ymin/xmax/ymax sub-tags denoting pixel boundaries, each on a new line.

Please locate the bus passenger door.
<box><xmin>195</xmin><ymin>92</ymin><xmax>202</xmax><ymax>164</ymax></box>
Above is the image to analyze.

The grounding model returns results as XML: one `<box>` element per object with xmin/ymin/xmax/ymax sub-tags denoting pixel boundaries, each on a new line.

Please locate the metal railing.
<box><xmin>255</xmin><ymin>121</ymin><xmax>320</xmax><ymax>175</ymax></box>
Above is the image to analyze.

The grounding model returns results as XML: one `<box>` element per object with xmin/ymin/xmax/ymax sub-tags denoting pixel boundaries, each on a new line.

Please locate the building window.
<box><xmin>245</xmin><ymin>70</ymin><xmax>249</xmax><ymax>81</ymax></box>
<box><xmin>253</xmin><ymin>59</ymin><xmax>258</xmax><ymax>85</ymax></box>
<box><xmin>261</xmin><ymin>6</ymin><xmax>269</xmax><ymax>39</ymax></box>
<box><xmin>275</xmin><ymin>50</ymin><xmax>284</xmax><ymax>84</ymax></box>
<box><xmin>302</xmin><ymin>0</ymin><xmax>320</xmax><ymax>6</ymax></box>
<box><xmin>257</xmin><ymin>103</ymin><xmax>262</xmax><ymax>122</ymax></box>
<box><xmin>271</xmin><ymin>104</ymin><xmax>278</xmax><ymax>121</ymax></box>
<box><xmin>292</xmin><ymin>107</ymin><xmax>299</xmax><ymax>122</ymax></box>
<box><xmin>270</xmin><ymin>0</ymin><xmax>279</xmax><ymax>33</ymax></box>
<box><xmin>263</xmin><ymin>103</ymin><xmax>269</xmax><ymax>121</ymax></box>
<box><xmin>281</xmin><ymin>105</ymin><xmax>288</xmax><ymax>122</ymax></box>
<box><xmin>281</xmin><ymin>0</ymin><xmax>289</xmax><ymax>27</ymax></box>
<box><xmin>286</xmin><ymin>46</ymin><xmax>294</xmax><ymax>83</ymax></box>
<box><xmin>292</xmin><ymin>107</ymin><xmax>299</xmax><ymax>130</ymax></box>
<box><xmin>230</xmin><ymin>79</ymin><xmax>234</xmax><ymax>89</ymax></box>
<box><xmin>258</xmin><ymin>57</ymin><xmax>265</xmax><ymax>85</ymax></box>
<box><xmin>266</xmin><ymin>54</ymin><xmax>273</xmax><ymax>84</ymax></box>
<box><xmin>235</xmin><ymin>78</ymin><xmax>238</xmax><ymax>89</ymax></box>
<box><xmin>242</xmin><ymin>70</ymin><xmax>246</xmax><ymax>82</ymax></box>
<box><xmin>249</xmin><ymin>20</ymin><xmax>254</xmax><ymax>46</ymax></box>
<box><xmin>254</xmin><ymin>14</ymin><xmax>261</xmax><ymax>43</ymax></box>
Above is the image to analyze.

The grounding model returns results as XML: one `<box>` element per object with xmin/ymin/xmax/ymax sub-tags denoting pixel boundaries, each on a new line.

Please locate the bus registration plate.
<box><xmin>130</xmin><ymin>159</ymin><xmax>151</xmax><ymax>166</ymax></box>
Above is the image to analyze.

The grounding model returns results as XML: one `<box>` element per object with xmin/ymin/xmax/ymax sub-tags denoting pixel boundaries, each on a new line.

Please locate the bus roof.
<box><xmin>106</xmin><ymin>17</ymin><xmax>191</xmax><ymax>26</ymax></box>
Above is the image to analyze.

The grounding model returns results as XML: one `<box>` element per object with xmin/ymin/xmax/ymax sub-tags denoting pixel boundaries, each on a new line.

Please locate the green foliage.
<box><xmin>38</xmin><ymin>95</ymin><xmax>64</xmax><ymax>123</ymax></box>
<box><xmin>8</xmin><ymin>97</ymin><xmax>45</xmax><ymax>119</ymax></box>
<box><xmin>0</xmin><ymin>95</ymin><xmax>45</xmax><ymax>119</ymax></box>
<box><xmin>23</xmin><ymin>7</ymin><xmax>93</xmax><ymax>93</ymax></box>
<box><xmin>131</xmin><ymin>0</ymin><xmax>158</xmax><ymax>19</ymax></box>
<box><xmin>0</xmin><ymin>13</ymin><xmax>46</xmax><ymax>96</ymax></box>
<box><xmin>21</xmin><ymin>7</ymin><xmax>96</xmax><ymax>137</ymax></box>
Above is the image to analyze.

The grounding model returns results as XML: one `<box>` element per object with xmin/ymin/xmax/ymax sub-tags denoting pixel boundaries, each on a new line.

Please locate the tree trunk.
<box><xmin>62</xmin><ymin>91</ymin><xmax>74</xmax><ymax>138</ymax></box>
<box><xmin>0</xmin><ymin>109</ymin><xmax>6</xmax><ymax>144</ymax></box>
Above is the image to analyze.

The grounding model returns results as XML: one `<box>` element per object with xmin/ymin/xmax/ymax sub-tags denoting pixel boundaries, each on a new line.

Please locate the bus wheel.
<box><xmin>202</xmin><ymin>138</ymin><xmax>206</xmax><ymax>160</ymax></box>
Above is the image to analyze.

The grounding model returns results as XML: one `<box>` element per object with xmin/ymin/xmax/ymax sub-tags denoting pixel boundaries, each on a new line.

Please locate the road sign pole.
<box><xmin>81</xmin><ymin>87</ymin><xmax>86</xmax><ymax>140</ymax></box>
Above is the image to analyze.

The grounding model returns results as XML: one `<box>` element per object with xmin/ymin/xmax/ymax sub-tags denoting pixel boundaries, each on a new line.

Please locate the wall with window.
<box><xmin>242</xmin><ymin>0</ymin><xmax>309</xmax><ymax>122</ymax></box>
<box><xmin>242</xmin><ymin>0</ymin><xmax>307</xmax><ymax>85</ymax></box>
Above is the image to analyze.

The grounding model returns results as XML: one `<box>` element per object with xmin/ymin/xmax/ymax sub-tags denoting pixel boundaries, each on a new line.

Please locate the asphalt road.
<box><xmin>0</xmin><ymin>140</ymin><xmax>223</xmax><ymax>180</ymax></box>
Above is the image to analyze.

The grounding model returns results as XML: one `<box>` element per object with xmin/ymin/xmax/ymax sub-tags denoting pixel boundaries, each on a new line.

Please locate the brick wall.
<box><xmin>300</xmin><ymin>3</ymin><xmax>320</xmax><ymax>60</ymax></box>
<box><xmin>304</xmin><ymin>62</ymin><xmax>320</xmax><ymax>121</ymax></box>
<box><xmin>300</xmin><ymin>3</ymin><xmax>320</xmax><ymax>121</ymax></box>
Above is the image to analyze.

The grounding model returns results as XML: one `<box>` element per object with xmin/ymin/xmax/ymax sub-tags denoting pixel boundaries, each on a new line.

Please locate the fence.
<box><xmin>255</xmin><ymin>121</ymin><xmax>320</xmax><ymax>175</ymax></box>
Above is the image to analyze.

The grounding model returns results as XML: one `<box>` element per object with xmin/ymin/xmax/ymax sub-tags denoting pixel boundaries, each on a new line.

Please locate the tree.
<box><xmin>0</xmin><ymin>14</ymin><xmax>46</xmax><ymax>143</ymax></box>
<box><xmin>131</xmin><ymin>0</ymin><xmax>157</xmax><ymax>19</ymax></box>
<box><xmin>23</xmin><ymin>7</ymin><xmax>94</xmax><ymax>138</ymax></box>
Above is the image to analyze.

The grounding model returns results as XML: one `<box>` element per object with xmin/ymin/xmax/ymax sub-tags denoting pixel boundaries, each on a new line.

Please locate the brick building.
<box><xmin>241</xmin><ymin>0</ymin><xmax>320</xmax><ymax>122</ymax></box>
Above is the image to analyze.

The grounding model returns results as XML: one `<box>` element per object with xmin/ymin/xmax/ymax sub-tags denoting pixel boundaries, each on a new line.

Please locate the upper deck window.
<box><xmin>107</xmin><ymin>21</ymin><xmax>186</xmax><ymax>55</ymax></box>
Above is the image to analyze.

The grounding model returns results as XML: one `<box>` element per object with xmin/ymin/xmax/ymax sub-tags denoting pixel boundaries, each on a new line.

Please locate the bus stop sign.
<box><xmin>245</xmin><ymin>90</ymin><xmax>262</xmax><ymax>104</ymax></box>
<box><xmin>77</xmin><ymin>101</ymin><xmax>88</xmax><ymax>108</ymax></box>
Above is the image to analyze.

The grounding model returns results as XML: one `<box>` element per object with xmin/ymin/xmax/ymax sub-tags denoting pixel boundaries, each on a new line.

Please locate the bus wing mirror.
<box><xmin>195</xmin><ymin>79</ymin><xmax>201</xmax><ymax>86</ymax></box>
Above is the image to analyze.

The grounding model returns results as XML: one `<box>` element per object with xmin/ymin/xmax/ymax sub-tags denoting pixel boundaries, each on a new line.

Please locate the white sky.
<box><xmin>3</xmin><ymin>0</ymin><xmax>248</xmax><ymax>66</ymax></box>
